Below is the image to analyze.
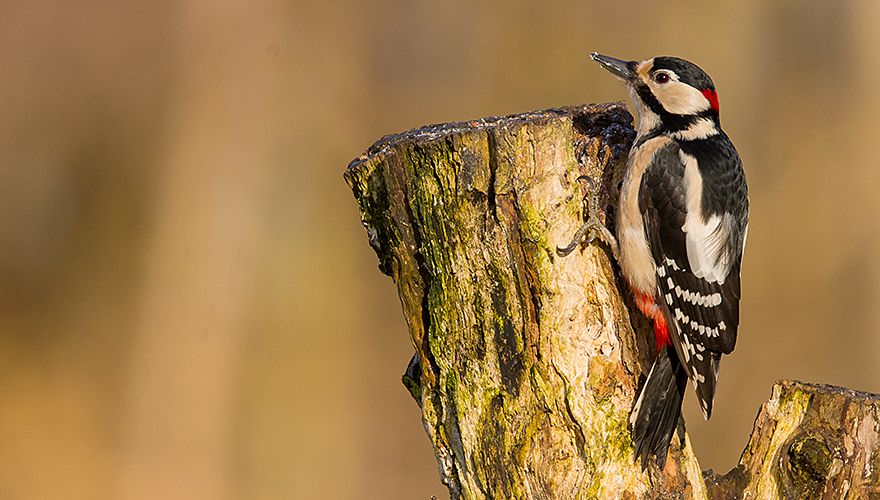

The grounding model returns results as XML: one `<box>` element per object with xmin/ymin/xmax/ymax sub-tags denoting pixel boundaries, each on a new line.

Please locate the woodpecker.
<box><xmin>563</xmin><ymin>53</ymin><xmax>749</xmax><ymax>468</ymax></box>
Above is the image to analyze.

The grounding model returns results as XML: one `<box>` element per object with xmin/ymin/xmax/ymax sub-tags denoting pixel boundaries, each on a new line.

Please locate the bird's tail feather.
<box><xmin>630</xmin><ymin>346</ymin><xmax>688</xmax><ymax>469</ymax></box>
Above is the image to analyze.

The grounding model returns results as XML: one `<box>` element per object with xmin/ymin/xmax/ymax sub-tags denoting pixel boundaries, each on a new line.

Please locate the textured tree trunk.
<box><xmin>344</xmin><ymin>104</ymin><xmax>880</xmax><ymax>499</ymax></box>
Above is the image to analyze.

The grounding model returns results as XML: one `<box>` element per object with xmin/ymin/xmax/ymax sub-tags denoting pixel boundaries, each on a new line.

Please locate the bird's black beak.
<box><xmin>590</xmin><ymin>52</ymin><xmax>636</xmax><ymax>81</ymax></box>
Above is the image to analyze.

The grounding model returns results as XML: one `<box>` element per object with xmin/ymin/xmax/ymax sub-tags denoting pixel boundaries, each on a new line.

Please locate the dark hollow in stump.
<box><xmin>344</xmin><ymin>103</ymin><xmax>880</xmax><ymax>499</ymax></box>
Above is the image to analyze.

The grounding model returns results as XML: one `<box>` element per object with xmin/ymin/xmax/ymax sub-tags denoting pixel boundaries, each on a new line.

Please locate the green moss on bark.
<box><xmin>346</xmin><ymin>105</ymin><xmax>880</xmax><ymax>499</ymax></box>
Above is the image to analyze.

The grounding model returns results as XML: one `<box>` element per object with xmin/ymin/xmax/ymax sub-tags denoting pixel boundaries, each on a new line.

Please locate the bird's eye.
<box><xmin>653</xmin><ymin>72</ymin><xmax>670</xmax><ymax>84</ymax></box>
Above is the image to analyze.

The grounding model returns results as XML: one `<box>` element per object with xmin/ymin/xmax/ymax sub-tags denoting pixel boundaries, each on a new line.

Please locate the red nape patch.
<box><xmin>653</xmin><ymin>316</ymin><xmax>671</xmax><ymax>351</ymax></box>
<box><xmin>702</xmin><ymin>89</ymin><xmax>720</xmax><ymax>111</ymax></box>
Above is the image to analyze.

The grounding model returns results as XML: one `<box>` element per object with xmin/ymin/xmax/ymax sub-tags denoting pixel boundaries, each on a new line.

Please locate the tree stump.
<box><xmin>708</xmin><ymin>380</ymin><xmax>880</xmax><ymax>499</ymax></box>
<box><xmin>344</xmin><ymin>104</ymin><xmax>880</xmax><ymax>499</ymax></box>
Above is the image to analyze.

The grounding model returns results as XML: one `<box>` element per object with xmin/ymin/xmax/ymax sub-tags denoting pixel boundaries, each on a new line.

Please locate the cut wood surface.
<box><xmin>344</xmin><ymin>104</ymin><xmax>880</xmax><ymax>499</ymax></box>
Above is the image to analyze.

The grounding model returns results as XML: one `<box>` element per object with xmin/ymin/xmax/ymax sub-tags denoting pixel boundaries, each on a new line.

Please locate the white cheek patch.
<box><xmin>680</xmin><ymin>151</ymin><xmax>732</xmax><ymax>284</ymax></box>
<box><xmin>653</xmin><ymin>80</ymin><xmax>711</xmax><ymax>115</ymax></box>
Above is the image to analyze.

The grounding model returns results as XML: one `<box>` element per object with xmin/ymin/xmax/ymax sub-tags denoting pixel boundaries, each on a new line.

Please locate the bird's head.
<box><xmin>590</xmin><ymin>53</ymin><xmax>720</xmax><ymax>137</ymax></box>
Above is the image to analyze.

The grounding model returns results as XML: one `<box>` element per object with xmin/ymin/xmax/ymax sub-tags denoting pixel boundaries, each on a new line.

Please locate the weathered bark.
<box><xmin>344</xmin><ymin>104</ymin><xmax>880</xmax><ymax>498</ymax></box>
<box><xmin>705</xmin><ymin>380</ymin><xmax>880</xmax><ymax>499</ymax></box>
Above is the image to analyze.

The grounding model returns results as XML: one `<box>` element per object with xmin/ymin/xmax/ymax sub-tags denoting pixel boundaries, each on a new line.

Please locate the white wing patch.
<box><xmin>680</xmin><ymin>151</ymin><xmax>733</xmax><ymax>284</ymax></box>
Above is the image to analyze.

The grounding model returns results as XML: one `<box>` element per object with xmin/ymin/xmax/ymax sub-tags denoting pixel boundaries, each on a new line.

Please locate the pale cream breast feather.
<box><xmin>617</xmin><ymin>136</ymin><xmax>673</xmax><ymax>295</ymax></box>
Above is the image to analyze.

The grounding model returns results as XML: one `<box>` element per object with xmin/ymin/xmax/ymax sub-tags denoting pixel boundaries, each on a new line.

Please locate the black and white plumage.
<box><xmin>591</xmin><ymin>53</ymin><xmax>749</xmax><ymax>468</ymax></box>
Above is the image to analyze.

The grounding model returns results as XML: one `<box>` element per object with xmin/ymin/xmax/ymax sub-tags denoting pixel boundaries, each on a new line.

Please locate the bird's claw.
<box><xmin>556</xmin><ymin>175</ymin><xmax>619</xmax><ymax>260</ymax></box>
<box><xmin>556</xmin><ymin>222</ymin><xmax>594</xmax><ymax>257</ymax></box>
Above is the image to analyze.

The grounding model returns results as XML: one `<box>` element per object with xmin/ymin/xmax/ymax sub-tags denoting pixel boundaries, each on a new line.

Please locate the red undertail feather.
<box><xmin>653</xmin><ymin>316</ymin><xmax>670</xmax><ymax>350</ymax></box>
<box><xmin>701</xmin><ymin>89</ymin><xmax>720</xmax><ymax>112</ymax></box>
<box><xmin>634</xmin><ymin>292</ymin><xmax>670</xmax><ymax>350</ymax></box>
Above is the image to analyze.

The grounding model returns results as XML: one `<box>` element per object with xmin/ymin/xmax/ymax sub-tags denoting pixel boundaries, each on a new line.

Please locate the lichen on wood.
<box><xmin>345</xmin><ymin>104</ymin><xmax>880</xmax><ymax>499</ymax></box>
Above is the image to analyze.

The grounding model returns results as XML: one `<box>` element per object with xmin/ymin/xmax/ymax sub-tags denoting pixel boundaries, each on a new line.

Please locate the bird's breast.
<box><xmin>617</xmin><ymin>136</ymin><xmax>674</xmax><ymax>295</ymax></box>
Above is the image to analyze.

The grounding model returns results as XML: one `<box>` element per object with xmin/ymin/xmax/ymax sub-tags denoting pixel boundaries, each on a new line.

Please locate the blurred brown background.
<box><xmin>1</xmin><ymin>0</ymin><xmax>879</xmax><ymax>498</ymax></box>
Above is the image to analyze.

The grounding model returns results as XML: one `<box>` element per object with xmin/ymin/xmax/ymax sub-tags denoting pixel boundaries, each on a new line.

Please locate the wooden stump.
<box><xmin>344</xmin><ymin>103</ymin><xmax>880</xmax><ymax>499</ymax></box>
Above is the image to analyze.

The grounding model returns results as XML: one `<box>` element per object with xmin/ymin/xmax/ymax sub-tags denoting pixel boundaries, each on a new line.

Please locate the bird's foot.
<box><xmin>556</xmin><ymin>176</ymin><xmax>619</xmax><ymax>260</ymax></box>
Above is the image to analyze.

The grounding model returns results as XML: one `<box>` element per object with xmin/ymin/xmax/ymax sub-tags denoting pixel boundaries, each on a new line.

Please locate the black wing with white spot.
<box><xmin>639</xmin><ymin>139</ymin><xmax>747</xmax><ymax>419</ymax></box>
